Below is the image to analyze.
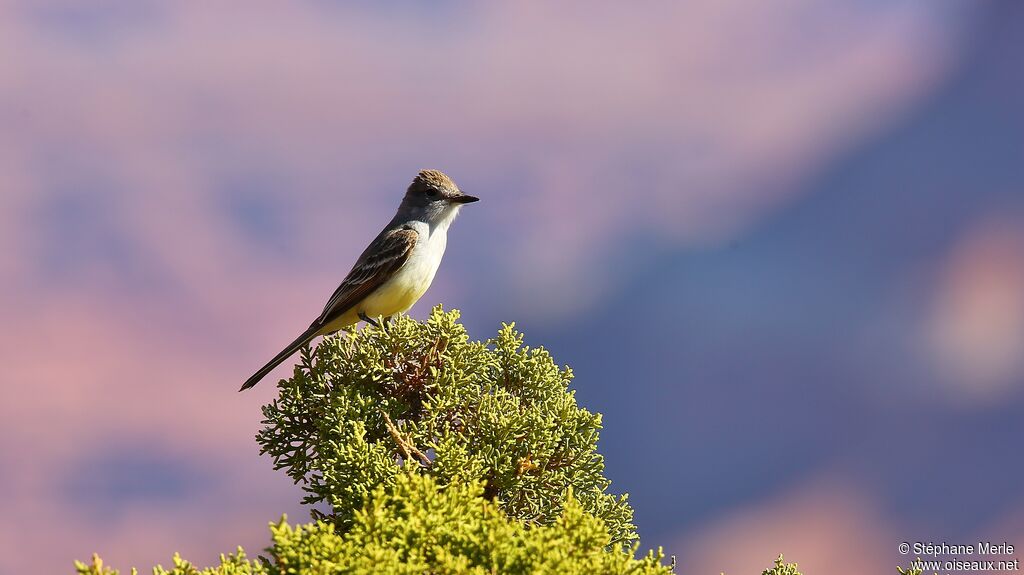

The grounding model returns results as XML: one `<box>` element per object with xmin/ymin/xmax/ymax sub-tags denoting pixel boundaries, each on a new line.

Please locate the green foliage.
<box><xmin>74</xmin><ymin>555</ymin><xmax>132</xmax><ymax>575</ymax></box>
<box><xmin>266</xmin><ymin>472</ymin><xmax>668</xmax><ymax>574</ymax></box>
<box><xmin>73</xmin><ymin>473</ymin><xmax>667</xmax><ymax>575</ymax></box>
<box><xmin>257</xmin><ymin>307</ymin><xmax>636</xmax><ymax>546</ymax></box>
<box><xmin>75</xmin><ymin>550</ymin><xmax>261</xmax><ymax>575</ymax></box>
<box><xmin>760</xmin><ymin>555</ymin><xmax>802</xmax><ymax>575</ymax></box>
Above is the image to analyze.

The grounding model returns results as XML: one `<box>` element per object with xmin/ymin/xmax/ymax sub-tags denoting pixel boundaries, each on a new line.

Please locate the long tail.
<box><xmin>239</xmin><ymin>325</ymin><xmax>320</xmax><ymax>391</ymax></box>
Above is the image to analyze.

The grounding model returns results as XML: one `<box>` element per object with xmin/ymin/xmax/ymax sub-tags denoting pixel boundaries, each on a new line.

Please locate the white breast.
<box><xmin>397</xmin><ymin>220</ymin><xmax>447</xmax><ymax>290</ymax></box>
<box><xmin>355</xmin><ymin>212</ymin><xmax>453</xmax><ymax>319</ymax></box>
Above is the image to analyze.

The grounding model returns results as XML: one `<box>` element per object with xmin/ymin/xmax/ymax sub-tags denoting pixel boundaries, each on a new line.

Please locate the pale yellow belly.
<box><xmin>317</xmin><ymin>267</ymin><xmax>434</xmax><ymax>334</ymax></box>
<box><xmin>357</xmin><ymin>273</ymin><xmax>431</xmax><ymax>318</ymax></box>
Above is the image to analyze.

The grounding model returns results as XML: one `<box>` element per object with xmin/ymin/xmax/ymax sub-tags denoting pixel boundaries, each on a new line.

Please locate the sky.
<box><xmin>1</xmin><ymin>1</ymin><xmax>1023</xmax><ymax>573</ymax></box>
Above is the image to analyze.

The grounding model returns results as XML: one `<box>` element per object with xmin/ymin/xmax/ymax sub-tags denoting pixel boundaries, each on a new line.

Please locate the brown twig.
<box><xmin>380</xmin><ymin>410</ymin><xmax>432</xmax><ymax>468</ymax></box>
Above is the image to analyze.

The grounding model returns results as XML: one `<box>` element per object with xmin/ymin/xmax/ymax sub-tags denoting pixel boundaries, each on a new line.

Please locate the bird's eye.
<box><xmin>426</xmin><ymin>189</ymin><xmax>440</xmax><ymax>198</ymax></box>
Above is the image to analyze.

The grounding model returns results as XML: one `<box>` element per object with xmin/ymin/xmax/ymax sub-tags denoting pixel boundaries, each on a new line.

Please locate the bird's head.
<box><xmin>401</xmin><ymin>169</ymin><xmax>478</xmax><ymax>226</ymax></box>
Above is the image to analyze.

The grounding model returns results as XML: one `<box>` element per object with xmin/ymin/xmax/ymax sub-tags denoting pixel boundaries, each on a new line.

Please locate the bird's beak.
<box><xmin>451</xmin><ymin>194</ymin><xmax>479</xmax><ymax>204</ymax></box>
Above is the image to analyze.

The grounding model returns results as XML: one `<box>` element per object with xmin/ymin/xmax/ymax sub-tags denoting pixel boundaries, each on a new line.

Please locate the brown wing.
<box><xmin>314</xmin><ymin>226</ymin><xmax>418</xmax><ymax>327</ymax></box>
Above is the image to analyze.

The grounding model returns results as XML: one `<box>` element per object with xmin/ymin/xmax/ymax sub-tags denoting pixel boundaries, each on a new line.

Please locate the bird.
<box><xmin>240</xmin><ymin>169</ymin><xmax>478</xmax><ymax>391</ymax></box>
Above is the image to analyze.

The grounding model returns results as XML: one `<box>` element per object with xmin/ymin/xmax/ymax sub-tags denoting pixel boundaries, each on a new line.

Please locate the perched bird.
<box><xmin>240</xmin><ymin>169</ymin><xmax>478</xmax><ymax>391</ymax></box>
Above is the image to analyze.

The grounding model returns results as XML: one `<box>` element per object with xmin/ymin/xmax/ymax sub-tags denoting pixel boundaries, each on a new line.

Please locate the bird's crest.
<box><xmin>411</xmin><ymin>169</ymin><xmax>457</xmax><ymax>192</ymax></box>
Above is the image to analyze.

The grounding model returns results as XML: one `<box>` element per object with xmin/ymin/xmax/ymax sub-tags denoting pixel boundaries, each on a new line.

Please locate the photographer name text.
<box><xmin>910</xmin><ymin>542</ymin><xmax>1015</xmax><ymax>557</ymax></box>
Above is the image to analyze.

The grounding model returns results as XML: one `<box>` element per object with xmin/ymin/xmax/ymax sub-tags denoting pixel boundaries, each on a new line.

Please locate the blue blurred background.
<box><xmin>2</xmin><ymin>1</ymin><xmax>1022</xmax><ymax>573</ymax></box>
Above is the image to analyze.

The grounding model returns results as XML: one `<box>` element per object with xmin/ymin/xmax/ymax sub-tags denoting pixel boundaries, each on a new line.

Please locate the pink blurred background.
<box><xmin>2</xmin><ymin>1</ymin><xmax>1023</xmax><ymax>573</ymax></box>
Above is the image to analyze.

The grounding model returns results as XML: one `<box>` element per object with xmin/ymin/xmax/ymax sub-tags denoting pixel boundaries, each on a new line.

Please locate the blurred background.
<box><xmin>2</xmin><ymin>1</ymin><xmax>1023</xmax><ymax>573</ymax></box>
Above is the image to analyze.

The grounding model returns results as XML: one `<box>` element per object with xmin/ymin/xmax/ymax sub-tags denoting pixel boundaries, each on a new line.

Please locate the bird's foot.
<box><xmin>359</xmin><ymin>312</ymin><xmax>381</xmax><ymax>328</ymax></box>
